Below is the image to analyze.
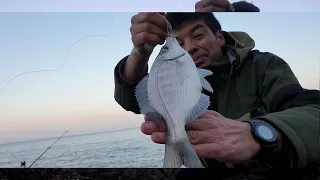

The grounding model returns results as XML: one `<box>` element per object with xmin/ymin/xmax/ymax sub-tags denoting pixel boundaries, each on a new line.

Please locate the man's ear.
<box><xmin>215</xmin><ymin>30</ymin><xmax>226</xmax><ymax>46</ymax></box>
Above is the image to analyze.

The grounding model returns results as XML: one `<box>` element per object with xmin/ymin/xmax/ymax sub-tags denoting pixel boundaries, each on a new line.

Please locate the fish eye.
<box><xmin>163</xmin><ymin>46</ymin><xmax>169</xmax><ymax>50</ymax></box>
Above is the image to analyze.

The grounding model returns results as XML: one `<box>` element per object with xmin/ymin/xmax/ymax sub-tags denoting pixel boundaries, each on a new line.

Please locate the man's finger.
<box><xmin>130</xmin><ymin>23</ymin><xmax>167</xmax><ymax>40</ymax></box>
<box><xmin>195</xmin><ymin>0</ymin><xmax>205</xmax><ymax>9</ymax></box>
<box><xmin>187</xmin><ymin>130</ymin><xmax>209</xmax><ymax>144</ymax></box>
<box><xmin>141</xmin><ymin>121</ymin><xmax>166</xmax><ymax>134</ymax></box>
<box><xmin>145</xmin><ymin>114</ymin><xmax>166</xmax><ymax>123</ymax></box>
<box><xmin>200</xmin><ymin>110</ymin><xmax>224</xmax><ymax>118</ymax></box>
<box><xmin>195</xmin><ymin>0</ymin><xmax>232</xmax><ymax>10</ymax></box>
<box><xmin>196</xmin><ymin>6</ymin><xmax>225</xmax><ymax>12</ymax></box>
<box><xmin>151</xmin><ymin>132</ymin><xmax>166</xmax><ymax>144</ymax></box>
<box><xmin>223</xmin><ymin>2</ymin><xmax>235</xmax><ymax>12</ymax></box>
<box><xmin>132</xmin><ymin>12</ymin><xmax>167</xmax><ymax>33</ymax></box>
<box><xmin>144</xmin><ymin>114</ymin><xmax>152</xmax><ymax>122</ymax></box>
<box><xmin>141</xmin><ymin>121</ymin><xmax>155</xmax><ymax>135</ymax></box>
<box><xmin>193</xmin><ymin>143</ymin><xmax>224</xmax><ymax>159</ymax></box>
<box><xmin>195</xmin><ymin>0</ymin><xmax>214</xmax><ymax>9</ymax></box>
<box><xmin>185</xmin><ymin>110</ymin><xmax>225</xmax><ymax>131</ymax></box>
<box><xmin>145</xmin><ymin>114</ymin><xmax>167</xmax><ymax>128</ymax></box>
<box><xmin>185</xmin><ymin>118</ymin><xmax>213</xmax><ymax>131</ymax></box>
<box><xmin>133</xmin><ymin>32</ymin><xmax>165</xmax><ymax>46</ymax></box>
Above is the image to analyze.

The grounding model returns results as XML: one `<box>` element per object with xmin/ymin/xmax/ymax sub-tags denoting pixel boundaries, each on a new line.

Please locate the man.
<box><xmin>113</xmin><ymin>11</ymin><xmax>320</xmax><ymax>180</ymax></box>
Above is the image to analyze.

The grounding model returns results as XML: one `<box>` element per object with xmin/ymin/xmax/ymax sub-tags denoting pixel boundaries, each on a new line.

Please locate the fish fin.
<box><xmin>135</xmin><ymin>74</ymin><xmax>153</xmax><ymax>114</ymax></box>
<box><xmin>186</xmin><ymin>93</ymin><xmax>211</xmax><ymax>124</ymax></box>
<box><xmin>197</xmin><ymin>68</ymin><xmax>213</xmax><ymax>92</ymax></box>
<box><xmin>197</xmin><ymin>68</ymin><xmax>213</xmax><ymax>77</ymax></box>
<box><xmin>200</xmin><ymin>76</ymin><xmax>213</xmax><ymax>93</ymax></box>
<box><xmin>163</xmin><ymin>139</ymin><xmax>183</xmax><ymax>168</ymax></box>
<box><xmin>135</xmin><ymin>75</ymin><xmax>165</xmax><ymax>128</ymax></box>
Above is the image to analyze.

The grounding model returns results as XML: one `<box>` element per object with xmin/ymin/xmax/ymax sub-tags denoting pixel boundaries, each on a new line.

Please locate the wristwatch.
<box><xmin>247</xmin><ymin>119</ymin><xmax>278</xmax><ymax>156</ymax></box>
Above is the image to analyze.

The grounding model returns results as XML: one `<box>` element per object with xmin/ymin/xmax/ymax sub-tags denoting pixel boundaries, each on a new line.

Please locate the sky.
<box><xmin>0</xmin><ymin>2</ymin><xmax>320</xmax><ymax>144</ymax></box>
<box><xmin>1</xmin><ymin>0</ymin><xmax>320</xmax><ymax>12</ymax></box>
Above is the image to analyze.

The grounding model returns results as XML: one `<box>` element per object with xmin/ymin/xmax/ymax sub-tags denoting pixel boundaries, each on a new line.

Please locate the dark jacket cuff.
<box><xmin>114</xmin><ymin>55</ymin><xmax>149</xmax><ymax>87</ymax></box>
<box><xmin>252</xmin><ymin>118</ymin><xmax>298</xmax><ymax>167</ymax></box>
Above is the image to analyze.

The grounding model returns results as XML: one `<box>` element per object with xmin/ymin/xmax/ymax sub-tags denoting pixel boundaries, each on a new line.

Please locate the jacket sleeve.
<box><xmin>254</xmin><ymin>52</ymin><xmax>320</xmax><ymax>168</ymax></box>
<box><xmin>113</xmin><ymin>55</ymin><xmax>148</xmax><ymax>114</ymax></box>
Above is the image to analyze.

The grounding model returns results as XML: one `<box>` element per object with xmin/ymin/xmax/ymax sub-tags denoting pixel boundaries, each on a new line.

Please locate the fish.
<box><xmin>134</xmin><ymin>33</ymin><xmax>214</xmax><ymax>168</ymax></box>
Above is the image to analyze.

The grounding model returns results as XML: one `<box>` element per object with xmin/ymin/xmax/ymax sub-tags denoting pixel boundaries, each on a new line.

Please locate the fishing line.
<box><xmin>0</xmin><ymin>21</ymin><xmax>114</xmax><ymax>97</ymax></box>
<box><xmin>165</xmin><ymin>18</ymin><xmax>173</xmax><ymax>37</ymax></box>
<box><xmin>181</xmin><ymin>0</ymin><xmax>189</xmax><ymax>11</ymax></box>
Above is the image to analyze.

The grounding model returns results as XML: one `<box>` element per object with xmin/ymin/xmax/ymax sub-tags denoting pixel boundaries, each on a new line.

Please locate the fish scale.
<box><xmin>158</xmin><ymin>64</ymin><xmax>184</xmax><ymax>124</ymax></box>
<box><xmin>135</xmin><ymin>35</ymin><xmax>214</xmax><ymax>168</ymax></box>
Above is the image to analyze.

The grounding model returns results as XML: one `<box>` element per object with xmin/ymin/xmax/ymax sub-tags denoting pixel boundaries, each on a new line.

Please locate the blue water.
<box><xmin>0</xmin><ymin>128</ymin><xmax>165</xmax><ymax>168</ymax></box>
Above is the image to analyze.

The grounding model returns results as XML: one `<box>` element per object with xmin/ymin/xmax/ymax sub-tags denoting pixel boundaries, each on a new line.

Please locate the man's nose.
<box><xmin>185</xmin><ymin>41</ymin><xmax>198</xmax><ymax>55</ymax></box>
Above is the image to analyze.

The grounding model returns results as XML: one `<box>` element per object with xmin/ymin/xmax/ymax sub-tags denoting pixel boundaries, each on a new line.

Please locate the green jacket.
<box><xmin>113</xmin><ymin>31</ymin><xmax>320</xmax><ymax>169</ymax></box>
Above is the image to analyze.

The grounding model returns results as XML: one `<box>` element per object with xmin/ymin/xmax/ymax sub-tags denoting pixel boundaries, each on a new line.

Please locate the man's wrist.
<box><xmin>130</xmin><ymin>46</ymin><xmax>151</xmax><ymax>63</ymax></box>
<box><xmin>245</xmin><ymin>119</ymin><xmax>297</xmax><ymax>167</ymax></box>
<box><xmin>246</xmin><ymin>119</ymin><xmax>279</xmax><ymax>159</ymax></box>
<box><xmin>242</xmin><ymin>122</ymin><xmax>261</xmax><ymax>157</ymax></box>
<box><xmin>120</xmin><ymin>52</ymin><xmax>148</xmax><ymax>85</ymax></box>
<box><xmin>115</xmin><ymin>56</ymin><xmax>147</xmax><ymax>86</ymax></box>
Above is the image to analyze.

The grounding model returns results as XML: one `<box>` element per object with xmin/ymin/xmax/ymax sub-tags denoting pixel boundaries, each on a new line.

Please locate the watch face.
<box><xmin>257</xmin><ymin>125</ymin><xmax>274</xmax><ymax>140</ymax></box>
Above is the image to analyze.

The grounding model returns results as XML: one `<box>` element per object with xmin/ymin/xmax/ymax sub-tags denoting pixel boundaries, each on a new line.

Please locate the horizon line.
<box><xmin>0</xmin><ymin>126</ymin><xmax>140</xmax><ymax>146</ymax></box>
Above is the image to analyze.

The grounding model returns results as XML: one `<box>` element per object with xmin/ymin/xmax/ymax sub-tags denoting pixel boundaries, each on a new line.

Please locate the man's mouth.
<box><xmin>194</xmin><ymin>57</ymin><xmax>205</xmax><ymax>66</ymax></box>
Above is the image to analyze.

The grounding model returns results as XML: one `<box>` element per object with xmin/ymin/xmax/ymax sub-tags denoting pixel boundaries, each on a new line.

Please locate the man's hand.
<box><xmin>141</xmin><ymin>110</ymin><xmax>261</xmax><ymax>164</ymax></box>
<box><xmin>195</xmin><ymin>0</ymin><xmax>235</xmax><ymax>12</ymax></box>
<box><xmin>124</xmin><ymin>12</ymin><xmax>168</xmax><ymax>84</ymax></box>
<box><xmin>130</xmin><ymin>12</ymin><xmax>168</xmax><ymax>58</ymax></box>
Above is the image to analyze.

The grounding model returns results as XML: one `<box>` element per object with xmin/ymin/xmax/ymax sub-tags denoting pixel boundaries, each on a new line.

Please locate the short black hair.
<box><xmin>165</xmin><ymin>12</ymin><xmax>222</xmax><ymax>34</ymax></box>
<box><xmin>232</xmin><ymin>1</ymin><xmax>260</xmax><ymax>12</ymax></box>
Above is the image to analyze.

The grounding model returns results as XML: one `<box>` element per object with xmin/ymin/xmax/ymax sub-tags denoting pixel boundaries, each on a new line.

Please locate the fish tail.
<box><xmin>164</xmin><ymin>136</ymin><xmax>204</xmax><ymax>168</ymax></box>
<box><xmin>180</xmin><ymin>139</ymin><xmax>204</xmax><ymax>168</ymax></box>
<box><xmin>163</xmin><ymin>139</ymin><xmax>183</xmax><ymax>168</ymax></box>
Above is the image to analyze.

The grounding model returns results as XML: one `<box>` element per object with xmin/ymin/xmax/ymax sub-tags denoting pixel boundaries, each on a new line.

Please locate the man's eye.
<box><xmin>194</xmin><ymin>34</ymin><xmax>203</xmax><ymax>38</ymax></box>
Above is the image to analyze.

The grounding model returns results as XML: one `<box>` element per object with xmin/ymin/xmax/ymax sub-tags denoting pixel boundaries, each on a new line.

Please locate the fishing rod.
<box><xmin>27</xmin><ymin>130</ymin><xmax>68</xmax><ymax>168</ymax></box>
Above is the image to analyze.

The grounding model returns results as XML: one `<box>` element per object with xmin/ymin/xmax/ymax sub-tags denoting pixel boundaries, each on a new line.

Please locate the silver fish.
<box><xmin>135</xmin><ymin>35</ymin><xmax>213</xmax><ymax>168</ymax></box>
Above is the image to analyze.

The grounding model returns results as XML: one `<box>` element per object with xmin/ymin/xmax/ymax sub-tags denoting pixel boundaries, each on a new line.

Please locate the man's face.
<box><xmin>172</xmin><ymin>19</ymin><xmax>226</xmax><ymax>69</ymax></box>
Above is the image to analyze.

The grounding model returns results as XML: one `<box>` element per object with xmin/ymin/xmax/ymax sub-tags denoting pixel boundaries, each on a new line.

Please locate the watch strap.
<box><xmin>247</xmin><ymin>119</ymin><xmax>278</xmax><ymax>160</ymax></box>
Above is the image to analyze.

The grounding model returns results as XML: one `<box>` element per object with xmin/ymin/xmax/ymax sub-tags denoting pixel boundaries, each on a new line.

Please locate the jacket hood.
<box><xmin>221</xmin><ymin>31</ymin><xmax>255</xmax><ymax>73</ymax></box>
<box><xmin>207</xmin><ymin>31</ymin><xmax>255</xmax><ymax>77</ymax></box>
<box><xmin>223</xmin><ymin>31</ymin><xmax>255</xmax><ymax>64</ymax></box>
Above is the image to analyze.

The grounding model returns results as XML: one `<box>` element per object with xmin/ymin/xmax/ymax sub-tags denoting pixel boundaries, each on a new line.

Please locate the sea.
<box><xmin>0</xmin><ymin>128</ymin><xmax>165</xmax><ymax>168</ymax></box>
